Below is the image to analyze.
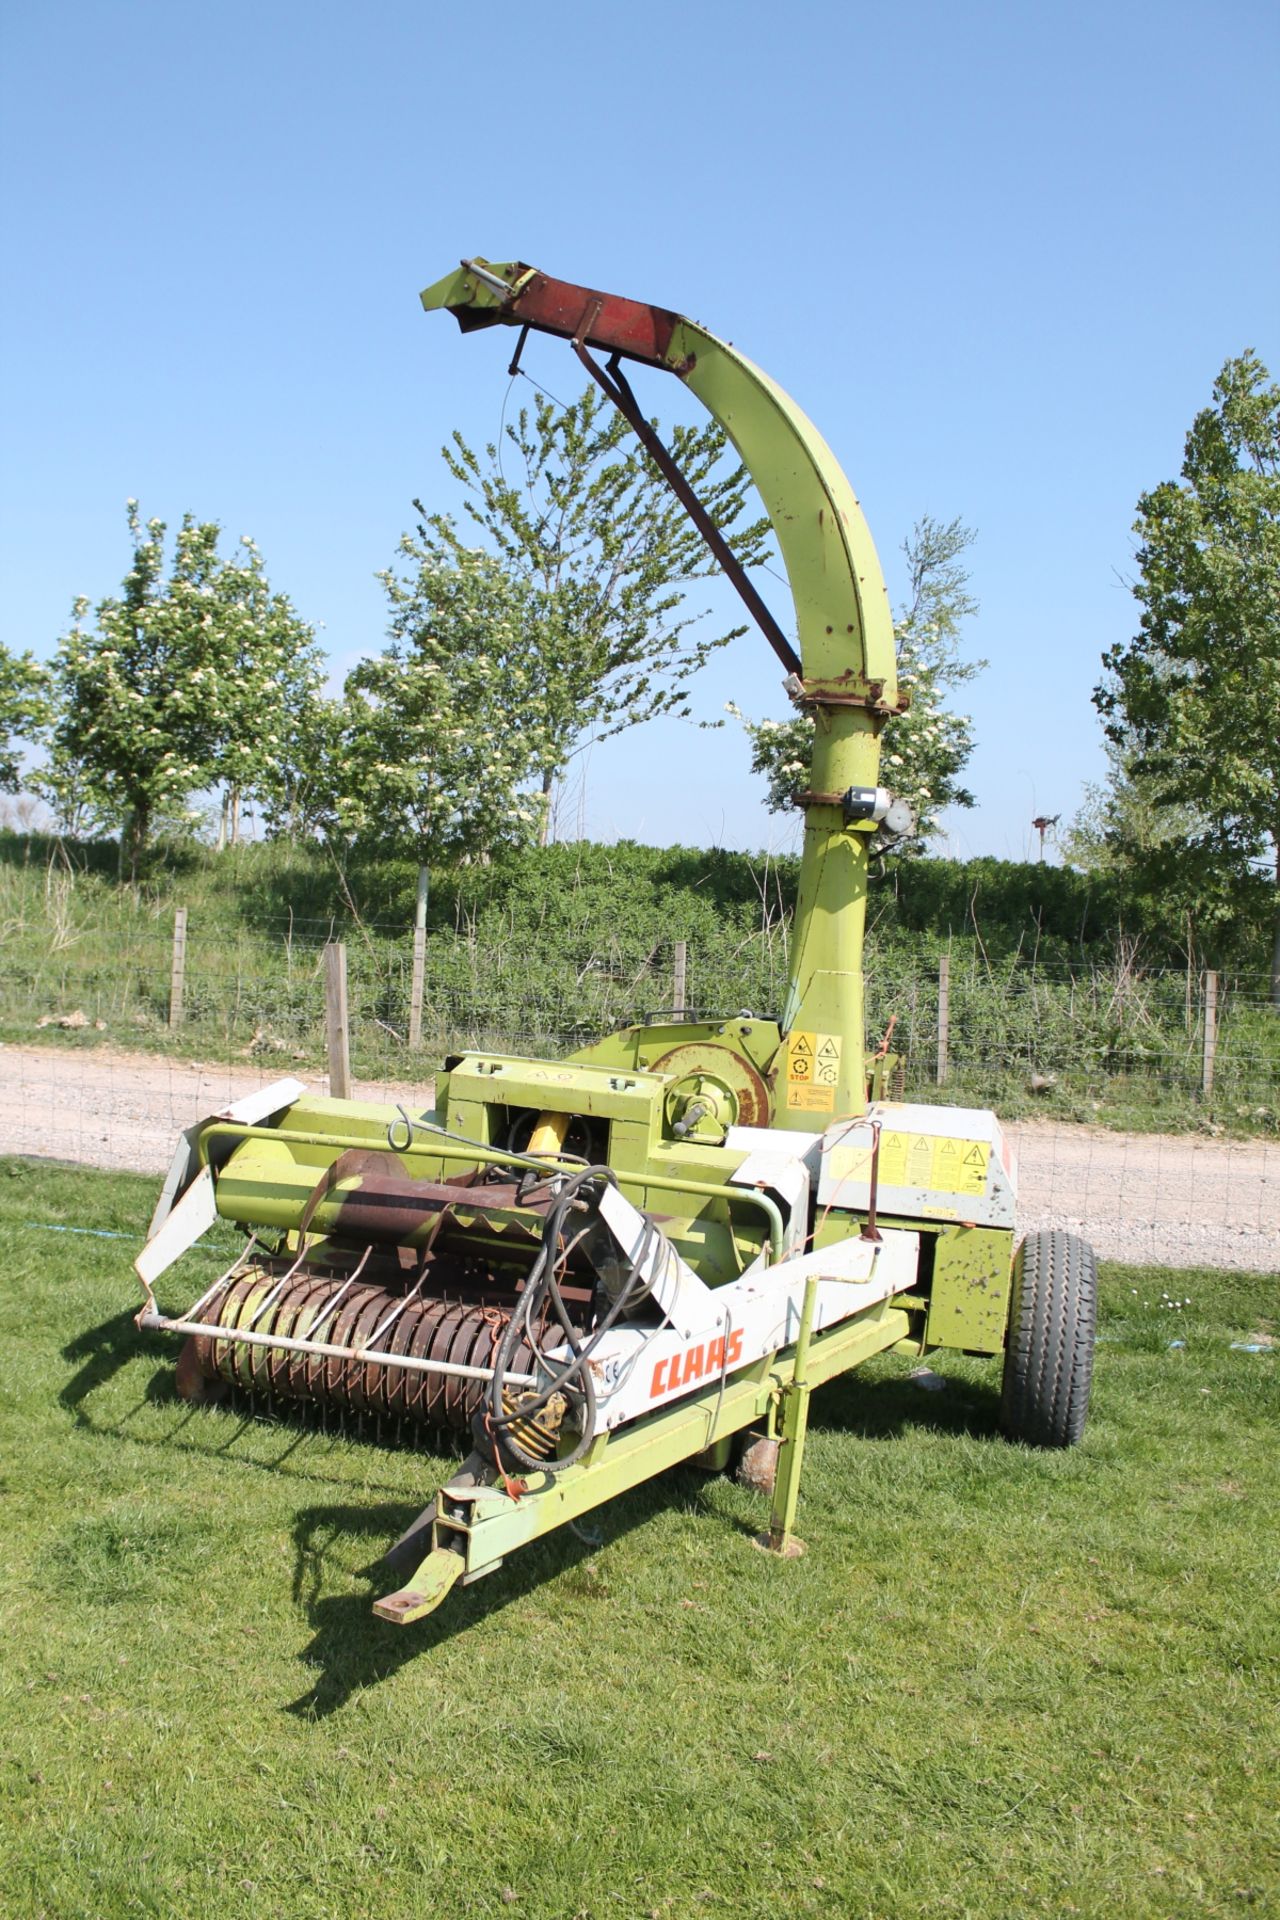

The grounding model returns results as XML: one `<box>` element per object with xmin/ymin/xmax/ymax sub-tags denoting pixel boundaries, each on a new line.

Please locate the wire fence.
<box><xmin>865</xmin><ymin>950</ymin><xmax>1278</xmax><ymax>1128</ymax></box>
<box><xmin>3</xmin><ymin>911</ymin><xmax>1275</xmax><ymax>1119</ymax></box>
<box><xmin>1</xmin><ymin>908</ymin><xmax>1277</xmax><ymax>1271</ymax></box>
<box><xmin>1</xmin><ymin>1034</ymin><xmax>1275</xmax><ymax>1276</ymax></box>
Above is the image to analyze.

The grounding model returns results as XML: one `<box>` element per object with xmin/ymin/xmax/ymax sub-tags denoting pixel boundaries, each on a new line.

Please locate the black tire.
<box><xmin>1000</xmin><ymin>1230</ymin><xmax>1096</xmax><ymax>1447</ymax></box>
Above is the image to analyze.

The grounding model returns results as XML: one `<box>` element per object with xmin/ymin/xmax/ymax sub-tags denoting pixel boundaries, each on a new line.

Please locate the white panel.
<box><xmin>218</xmin><ymin>1077</ymin><xmax>307</xmax><ymax>1125</ymax></box>
<box><xmin>135</xmin><ymin>1165</ymin><xmax>218</xmax><ymax>1287</ymax></box>
<box><xmin>577</xmin><ymin>1224</ymin><xmax>921</xmax><ymax>1429</ymax></box>
<box><xmin>727</xmin><ymin>1152</ymin><xmax>810</xmax><ymax>1259</ymax></box>
<box><xmin>148</xmin><ymin>1128</ymin><xmax>202</xmax><ymax>1240</ymax></box>
<box><xmin>597</xmin><ymin>1180</ymin><xmax>713</xmax><ymax>1339</ymax></box>
<box><xmin>725</xmin><ymin>1124</ymin><xmax>824</xmax><ymax>1177</ymax></box>
<box><xmin>817</xmin><ymin>1103</ymin><xmax>1017</xmax><ymax>1228</ymax></box>
<box><xmin>146</xmin><ymin>1078</ymin><xmax>309</xmax><ymax>1239</ymax></box>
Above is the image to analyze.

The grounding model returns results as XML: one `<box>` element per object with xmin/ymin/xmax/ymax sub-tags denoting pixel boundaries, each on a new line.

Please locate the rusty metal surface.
<box><xmin>794</xmin><ymin>675</ymin><xmax>912</xmax><ymax>716</ymax></box>
<box><xmin>293</xmin><ymin>1146</ymin><xmax>540</xmax><ymax>1249</ymax></box>
<box><xmin>737</xmin><ymin>1434</ymin><xmax>780</xmax><ymax>1495</ymax></box>
<box><xmin>176</xmin><ymin>1263</ymin><xmax>542</xmax><ymax>1434</ymax></box>
<box><xmin>450</xmin><ymin>264</ymin><xmax>690</xmax><ymax>369</ymax></box>
<box><xmin>646</xmin><ymin>1041</ymin><xmax>772</xmax><ymax>1131</ymax></box>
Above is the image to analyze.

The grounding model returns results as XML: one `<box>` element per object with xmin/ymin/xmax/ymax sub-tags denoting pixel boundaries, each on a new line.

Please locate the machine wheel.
<box><xmin>1000</xmin><ymin>1230</ymin><xmax>1096</xmax><ymax>1448</ymax></box>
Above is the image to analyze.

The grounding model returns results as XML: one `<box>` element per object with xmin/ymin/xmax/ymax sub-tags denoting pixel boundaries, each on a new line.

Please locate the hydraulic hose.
<box><xmin>484</xmin><ymin>1164</ymin><xmax>657</xmax><ymax>1477</ymax></box>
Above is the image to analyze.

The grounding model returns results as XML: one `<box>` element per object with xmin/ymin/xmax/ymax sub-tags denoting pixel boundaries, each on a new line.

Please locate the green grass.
<box><xmin>1</xmin><ymin>1156</ymin><xmax>1276</xmax><ymax>1919</ymax></box>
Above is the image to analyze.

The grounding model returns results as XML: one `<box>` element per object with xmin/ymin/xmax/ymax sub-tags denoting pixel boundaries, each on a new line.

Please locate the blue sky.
<box><xmin>2</xmin><ymin>0</ymin><xmax>1276</xmax><ymax>860</ymax></box>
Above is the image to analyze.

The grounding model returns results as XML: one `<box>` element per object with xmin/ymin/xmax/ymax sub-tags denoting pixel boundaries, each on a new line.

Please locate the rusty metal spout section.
<box><xmin>440</xmin><ymin>259</ymin><xmax>690</xmax><ymax>367</ymax></box>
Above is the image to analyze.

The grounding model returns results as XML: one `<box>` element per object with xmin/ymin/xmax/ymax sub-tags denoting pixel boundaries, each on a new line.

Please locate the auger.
<box><xmin>134</xmin><ymin>262</ymin><xmax>1097</xmax><ymax>1624</ymax></box>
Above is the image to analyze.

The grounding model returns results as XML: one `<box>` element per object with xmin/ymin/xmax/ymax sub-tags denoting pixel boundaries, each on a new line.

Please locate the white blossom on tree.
<box><xmin>0</xmin><ymin>643</ymin><xmax>49</xmax><ymax>794</ymax></box>
<box><xmin>324</xmin><ymin>547</ymin><xmax>555</xmax><ymax>862</ymax></box>
<box><xmin>1094</xmin><ymin>350</ymin><xmax>1280</xmax><ymax>999</ymax></box>
<box><xmin>730</xmin><ymin>516</ymin><xmax>982</xmax><ymax>851</ymax></box>
<box><xmin>410</xmin><ymin>383</ymin><xmax>771</xmax><ymax>838</ymax></box>
<box><xmin>40</xmin><ymin>503</ymin><xmax>320</xmax><ymax>875</ymax></box>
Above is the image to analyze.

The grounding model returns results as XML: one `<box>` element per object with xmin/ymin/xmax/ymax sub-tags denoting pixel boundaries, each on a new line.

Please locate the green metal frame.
<box><xmin>375</xmin><ymin>1287</ymin><xmax>913</xmax><ymax>1623</ymax></box>
<box><xmin>199</xmin><ymin>1060</ymin><xmax>787</xmax><ymax>1278</ymax></box>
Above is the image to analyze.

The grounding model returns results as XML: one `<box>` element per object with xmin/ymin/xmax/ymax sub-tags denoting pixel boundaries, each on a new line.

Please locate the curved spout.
<box><xmin>420</xmin><ymin>259</ymin><xmax>903</xmax><ymax>1127</ymax></box>
<box><xmin>420</xmin><ymin>260</ymin><xmax>899</xmax><ymax>703</ymax></box>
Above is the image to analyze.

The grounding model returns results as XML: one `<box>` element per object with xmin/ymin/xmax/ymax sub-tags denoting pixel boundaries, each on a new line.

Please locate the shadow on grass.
<box><xmin>62</xmin><ymin>1309</ymin><xmax>230</xmax><ymax>1432</ymax></box>
<box><xmin>58</xmin><ymin>1307</ymin><xmax>444</xmax><ymax>1493</ymax></box>
<box><xmin>61</xmin><ymin>1313</ymin><xmax>1008</xmax><ymax>1714</ymax></box>
<box><xmin>281</xmin><ymin>1383</ymin><xmax>1012</xmax><ymax>1716</ymax></box>
<box><xmin>286</xmin><ymin>1498</ymin><xmax>611</xmax><ymax>1717</ymax></box>
<box><xmin>285</xmin><ymin>1463</ymin><xmax>699</xmax><ymax>1718</ymax></box>
<box><xmin>62</xmin><ymin>1312</ymin><xmax>1005</xmax><ymax>1457</ymax></box>
<box><xmin>60</xmin><ymin>1307</ymin><xmax>170</xmax><ymax>1416</ymax></box>
<box><xmin>812</xmin><ymin>1367</ymin><xmax>1005</xmax><ymax>1444</ymax></box>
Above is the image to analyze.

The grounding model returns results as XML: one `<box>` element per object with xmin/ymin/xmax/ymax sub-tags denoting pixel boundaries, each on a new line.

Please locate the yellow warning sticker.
<box><xmin>831</xmin><ymin>1132</ymin><xmax>990</xmax><ymax>1198</ymax></box>
<box><xmin>787</xmin><ymin>1030</ymin><xmax>841</xmax><ymax>1087</ymax></box>
<box><xmin>786</xmin><ymin>1081</ymin><xmax>836</xmax><ymax>1113</ymax></box>
<box><xmin>814</xmin><ymin>1032</ymin><xmax>841</xmax><ymax>1087</ymax></box>
<box><xmin>955</xmin><ymin>1141</ymin><xmax>990</xmax><ymax>1196</ymax></box>
<box><xmin>933</xmin><ymin>1138</ymin><xmax>971</xmax><ymax>1193</ymax></box>
<box><xmin>894</xmin><ymin>1135</ymin><xmax>923</xmax><ymax>1181</ymax></box>
<box><xmin>829</xmin><ymin>1144</ymin><xmax>875</xmax><ymax>1184</ymax></box>
<box><xmin>786</xmin><ymin>1030</ymin><xmax>815</xmax><ymax>1082</ymax></box>
<box><xmin>883</xmin><ymin>1132</ymin><xmax>990</xmax><ymax>1197</ymax></box>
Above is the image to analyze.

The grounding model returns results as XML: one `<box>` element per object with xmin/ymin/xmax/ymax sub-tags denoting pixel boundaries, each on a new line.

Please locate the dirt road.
<box><xmin>1</xmin><ymin>1041</ymin><xmax>1274</xmax><ymax>1270</ymax></box>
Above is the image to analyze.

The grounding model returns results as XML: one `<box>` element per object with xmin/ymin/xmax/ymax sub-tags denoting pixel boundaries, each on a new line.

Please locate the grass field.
<box><xmin>0</xmin><ymin>1157</ymin><xmax>1276</xmax><ymax>1919</ymax></box>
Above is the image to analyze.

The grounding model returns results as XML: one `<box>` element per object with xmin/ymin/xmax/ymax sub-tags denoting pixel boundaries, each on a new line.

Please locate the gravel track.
<box><xmin>2</xmin><ymin>1042</ymin><xmax>1275</xmax><ymax>1271</ymax></box>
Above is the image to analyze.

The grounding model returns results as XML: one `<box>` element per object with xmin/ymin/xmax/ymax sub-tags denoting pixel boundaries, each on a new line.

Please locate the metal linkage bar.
<box><xmin>136</xmin><ymin>1232</ymin><xmax>260</xmax><ymax>1329</ymax></box>
<box><xmin>375</xmin><ymin>1298</ymin><xmax>914</xmax><ymax>1623</ymax></box>
<box><xmin>187</xmin><ymin>1235</ymin><xmax>260</xmax><ymax>1319</ymax></box>
<box><xmin>135</xmin><ymin>1309</ymin><xmax>540</xmax><ymax>1389</ymax></box>
<box><xmin>199</xmin><ymin>1122</ymin><xmax>786</xmax><ymax>1263</ymax></box>
<box><xmin>575</xmin><ymin>344</ymin><xmax>803</xmax><ymax>680</ymax></box>
<box><xmin>245</xmin><ymin>1237</ymin><xmax>317</xmax><ymax>1331</ymax></box>
<box><xmin>301</xmin><ymin>1260</ymin><xmax>367</xmax><ymax>1341</ymax></box>
<box><xmin>363</xmin><ymin>1273</ymin><xmax>427</xmax><ymax>1350</ymax></box>
<box><xmin>287</xmin><ymin>1242</ymin><xmax>376</xmax><ymax>1342</ymax></box>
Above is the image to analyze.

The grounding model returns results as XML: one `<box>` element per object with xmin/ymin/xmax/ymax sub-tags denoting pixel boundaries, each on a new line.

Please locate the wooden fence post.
<box><xmin>324</xmin><ymin>941</ymin><xmax>351</xmax><ymax>1099</ymax></box>
<box><xmin>672</xmin><ymin>940</ymin><xmax>687</xmax><ymax>1013</ymax></box>
<box><xmin>1202</xmin><ymin>970</ymin><xmax>1218</xmax><ymax>1100</ymax></box>
<box><xmin>408</xmin><ymin>866</ymin><xmax>429</xmax><ymax>1050</ymax></box>
<box><xmin>936</xmin><ymin>953</ymin><xmax>950</xmax><ymax>1087</ymax></box>
<box><xmin>168</xmin><ymin>908</ymin><xmax>188</xmax><ymax>1029</ymax></box>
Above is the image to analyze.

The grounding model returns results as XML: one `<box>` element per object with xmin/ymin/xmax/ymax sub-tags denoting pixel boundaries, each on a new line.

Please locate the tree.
<box><xmin>730</xmin><ymin>515</ymin><xmax>983</xmax><ymax>850</ymax></box>
<box><xmin>0</xmin><ymin>643</ymin><xmax>49</xmax><ymax>793</ymax></box>
<box><xmin>1095</xmin><ymin>351</ymin><xmax>1280</xmax><ymax>999</ymax></box>
<box><xmin>42</xmin><ymin>503</ymin><xmax>320</xmax><ymax>876</ymax></box>
<box><xmin>201</xmin><ymin>533</ymin><xmax>325</xmax><ymax>849</ymax></box>
<box><xmin>256</xmin><ymin>692</ymin><xmax>349</xmax><ymax>845</ymax></box>
<box><xmin>1063</xmin><ymin>743</ymin><xmax>1194</xmax><ymax>875</ymax></box>
<box><xmin>335</xmin><ymin>546</ymin><xmax>553</xmax><ymax>862</ymax></box>
<box><xmin>401</xmin><ymin>383</ymin><xmax>771</xmax><ymax>836</ymax></box>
